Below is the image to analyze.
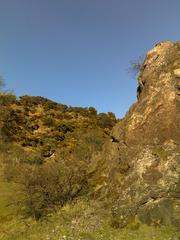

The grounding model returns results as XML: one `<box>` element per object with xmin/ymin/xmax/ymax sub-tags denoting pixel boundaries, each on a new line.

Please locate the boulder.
<box><xmin>97</xmin><ymin>41</ymin><xmax>180</xmax><ymax>228</ymax></box>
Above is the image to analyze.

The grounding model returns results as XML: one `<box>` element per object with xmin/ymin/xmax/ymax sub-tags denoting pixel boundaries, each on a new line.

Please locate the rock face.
<box><xmin>100</xmin><ymin>41</ymin><xmax>180</xmax><ymax>228</ymax></box>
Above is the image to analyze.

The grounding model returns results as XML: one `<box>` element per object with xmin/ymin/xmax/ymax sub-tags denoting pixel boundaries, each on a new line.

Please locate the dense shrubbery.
<box><xmin>97</xmin><ymin>112</ymin><xmax>116</xmax><ymax>129</ymax></box>
<box><xmin>0</xmin><ymin>93</ymin><xmax>16</xmax><ymax>106</ymax></box>
<box><xmin>15</xmin><ymin>159</ymin><xmax>87</xmax><ymax>220</ymax></box>
<box><xmin>0</xmin><ymin>96</ymin><xmax>17</xmax><ymax>141</ymax></box>
<box><xmin>0</xmin><ymin>94</ymin><xmax>117</xmax><ymax>144</ymax></box>
<box><xmin>2</xmin><ymin>127</ymin><xmax>107</xmax><ymax>219</ymax></box>
<box><xmin>2</xmin><ymin>152</ymin><xmax>87</xmax><ymax>219</ymax></box>
<box><xmin>0</xmin><ymin>91</ymin><xmax>117</xmax><ymax>220</ymax></box>
<box><xmin>0</xmin><ymin>82</ymin><xmax>16</xmax><ymax>139</ymax></box>
<box><xmin>42</xmin><ymin>115</ymin><xmax>55</xmax><ymax>127</ymax></box>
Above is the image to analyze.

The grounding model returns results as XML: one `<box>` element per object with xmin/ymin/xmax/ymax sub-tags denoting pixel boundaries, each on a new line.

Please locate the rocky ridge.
<box><xmin>97</xmin><ymin>41</ymin><xmax>180</xmax><ymax>228</ymax></box>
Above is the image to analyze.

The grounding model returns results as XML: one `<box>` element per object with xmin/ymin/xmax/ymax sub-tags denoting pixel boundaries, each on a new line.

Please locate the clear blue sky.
<box><xmin>0</xmin><ymin>0</ymin><xmax>179</xmax><ymax>117</ymax></box>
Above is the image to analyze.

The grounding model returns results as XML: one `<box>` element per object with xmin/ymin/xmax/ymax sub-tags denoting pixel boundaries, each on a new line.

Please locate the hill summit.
<box><xmin>0</xmin><ymin>94</ymin><xmax>116</xmax><ymax>159</ymax></box>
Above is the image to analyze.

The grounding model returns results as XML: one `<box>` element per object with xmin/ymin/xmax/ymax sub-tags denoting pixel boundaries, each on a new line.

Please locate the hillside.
<box><xmin>0</xmin><ymin>41</ymin><xmax>180</xmax><ymax>240</ymax></box>
<box><xmin>0</xmin><ymin>95</ymin><xmax>116</xmax><ymax>157</ymax></box>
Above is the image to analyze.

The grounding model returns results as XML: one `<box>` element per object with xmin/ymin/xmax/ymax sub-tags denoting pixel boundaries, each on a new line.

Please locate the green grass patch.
<box><xmin>0</xmin><ymin>198</ymin><xmax>179</xmax><ymax>240</ymax></box>
<box><xmin>0</xmin><ymin>181</ymin><xmax>20</xmax><ymax>218</ymax></box>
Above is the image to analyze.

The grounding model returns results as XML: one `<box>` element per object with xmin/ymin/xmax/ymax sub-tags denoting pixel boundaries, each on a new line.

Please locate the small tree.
<box><xmin>128</xmin><ymin>55</ymin><xmax>145</xmax><ymax>78</ymax></box>
<box><xmin>128</xmin><ymin>56</ymin><xmax>145</xmax><ymax>99</ymax></box>
<box><xmin>15</xmin><ymin>158</ymin><xmax>88</xmax><ymax>220</ymax></box>
<box><xmin>0</xmin><ymin>77</ymin><xmax>5</xmax><ymax>91</ymax></box>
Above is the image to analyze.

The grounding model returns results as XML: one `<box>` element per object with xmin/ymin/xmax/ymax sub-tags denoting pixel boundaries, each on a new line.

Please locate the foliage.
<box><xmin>128</xmin><ymin>55</ymin><xmax>145</xmax><ymax>78</ymax></box>
<box><xmin>0</xmin><ymin>93</ymin><xmax>16</xmax><ymax>106</ymax></box>
<box><xmin>0</xmin><ymin>82</ymin><xmax>17</xmax><ymax>140</ymax></box>
<box><xmin>0</xmin><ymin>197</ymin><xmax>179</xmax><ymax>240</ymax></box>
<box><xmin>42</xmin><ymin>115</ymin><xmax>55</xmax><ymax>127</ymax></box>
<box><xmin>0</xmin><ymin>77</ymin><xmax>5</xmax><ymax>91</ymax></box>
<box><xmin>2</xmin><ymin>127</ymin><xmax>107</xmax><ymax>219</ymax></box>
<box><xmin>5</xmin><ymin>159</ymin><xmax>87</xmax><ymax>220</ymax></box>
<box><xmin>0</xmin><ymin>93</ymin><xmax>117</xmax><ymax>223</ymax></box>
<box><xmin>0</xmin><ymin>94</ymin><xmax>117</xmax><ymax>159</ymax></box>
<box><xmin>97</xmin><ymin>112</ymin><xmax>116</xmax><ymax>129</ymax></box>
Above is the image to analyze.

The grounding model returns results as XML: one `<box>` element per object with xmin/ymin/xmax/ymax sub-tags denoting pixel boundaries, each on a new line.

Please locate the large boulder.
<box><xmin>96</xmin><ymin>41</ymin><xmax>180</xmax><ymax>228</ymax></box>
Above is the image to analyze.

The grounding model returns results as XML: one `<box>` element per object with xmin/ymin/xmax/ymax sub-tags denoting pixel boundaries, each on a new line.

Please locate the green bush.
<box><xmin>89</xmin><ymin>107</ymin><xmax>97</xmax><ymax>116</ymax></box>
<box><xmin>57</xmin><ymin>121</ymin><xmax>74</xmax><ymax>134</ymax></box>
<box><xmin>97</xmin><ymin>113</ymin><xmax>116</xmax><ymax>129</ymax></box>
<box><xmin>0</xmin><ymin>93</ymin><xmax>16</xmax><ymax>106</ymax></box>
<box><xmin>42</xmin><ymin>115</ymin><xmax>55</xmax><ymax>127</ymax></box>
<box><xmin>13</xmin><ymin>157</ymin><xmax>88</xmax><ymax>220</ymax></box>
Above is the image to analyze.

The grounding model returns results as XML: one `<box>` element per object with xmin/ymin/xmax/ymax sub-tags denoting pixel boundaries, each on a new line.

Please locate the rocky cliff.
<box><xmin>96</xmin><ymin>41</ymin><xmax>180</xmax><ymax>228</ymax></box>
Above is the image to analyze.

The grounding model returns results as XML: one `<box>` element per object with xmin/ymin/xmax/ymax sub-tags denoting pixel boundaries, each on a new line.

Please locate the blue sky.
<box><xmin>0</xmin><ymin>0</ymin><xmax>179</xmax><ymax>117</ymax></box>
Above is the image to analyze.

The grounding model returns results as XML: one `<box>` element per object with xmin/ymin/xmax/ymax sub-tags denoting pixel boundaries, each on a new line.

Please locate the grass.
<box><xmin>0</xmin><ymin>193</ymin><xmax>179</xmax><ymax>240</ymax></box>
<box><xmin>0</xmin><ymin>181</ymin><xmax>20</xmax><ymax>217</ymax></box>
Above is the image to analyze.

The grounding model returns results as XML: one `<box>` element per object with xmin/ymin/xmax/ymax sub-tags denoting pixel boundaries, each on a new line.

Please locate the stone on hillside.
<box><xmin>174</xmin><ymin>69</ymin><xmax>180</xmax><ymax>78</ymax></box>
<box><xmin>96</xmin><ymin>41</ymin><xmax>180</xmax><ymax>229</ymax></box>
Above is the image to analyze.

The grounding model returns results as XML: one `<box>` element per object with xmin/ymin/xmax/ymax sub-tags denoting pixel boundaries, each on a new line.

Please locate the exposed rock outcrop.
<box><xmin>98</xmin><ymin>41</ymin><xmax>180</xmax><ymax>228</ymax></box>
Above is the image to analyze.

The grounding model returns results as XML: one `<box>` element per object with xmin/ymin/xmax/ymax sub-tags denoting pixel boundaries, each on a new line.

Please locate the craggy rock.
<box><xmin>98</xmin><ymin>41</ymin><xmax>180</xmax><ymax>228</ymax></box>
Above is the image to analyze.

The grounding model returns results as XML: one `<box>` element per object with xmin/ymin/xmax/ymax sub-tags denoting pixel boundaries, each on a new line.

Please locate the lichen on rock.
<box><xmin>97</xmin><ymin>41</ymin><xmax>180</xmax><ymax>229</ymax></box>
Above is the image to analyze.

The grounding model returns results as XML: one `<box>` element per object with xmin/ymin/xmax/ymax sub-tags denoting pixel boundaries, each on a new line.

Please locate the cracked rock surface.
<box><xmin>94</xmin><ymin>41</ymin><xmax>180</xmax><ymax>228</ymax></box>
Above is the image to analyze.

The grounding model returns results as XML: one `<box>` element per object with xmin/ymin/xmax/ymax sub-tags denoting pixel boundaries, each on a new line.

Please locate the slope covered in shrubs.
<box><xmin>0</xmin><ymin>93</ymin><xmax>117</xmax><ymax>219</ymax></box>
